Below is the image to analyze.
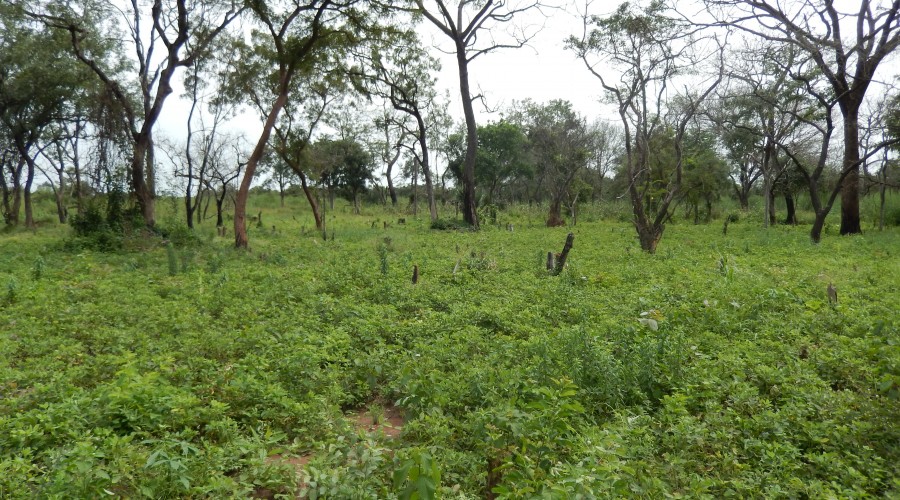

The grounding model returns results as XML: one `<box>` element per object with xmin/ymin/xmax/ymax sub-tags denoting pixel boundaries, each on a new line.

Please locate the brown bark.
<box><xmin>23</xmin><ymin>157</ymin><xmax>35</xmax><ymax>229</ymax></box>
<box><xmin>455</xmin><ymin>40</ymin><xmax>479</xmax><ymax>228</ymax></box>
<box><xmin>235</xmin><ymin>86</ymin><xmax>291</xmax><ymax>248</ymax></box>
<box><xmin>636</xmin><ymin>224</ymin><xmax>664</xmax><ymax>254</ymax></box>
<box><xmin>414</xmin><ymin>114</ymin><xmax>438</xmax><ymax>221</ymax></box>
<box><xmin>783</xmin><ymin>192</ymin><xmax>797</xmax><ymax>225</ymax></box>
<box><xmin>839</xmin><ymin>108</ymin><xmax>861</xmax><ymax>235</ymax></box>
<box><xmin>546</xmin><ymin>199</ymin><xmax>565</xmax><ymax>227</ymax></box>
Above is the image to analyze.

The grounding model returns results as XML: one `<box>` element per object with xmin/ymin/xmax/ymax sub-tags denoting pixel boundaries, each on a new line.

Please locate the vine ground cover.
<box><xmin>0</xmin><ymin>200</ymin><xmax>898</xmax><ymax>498</ymax></box>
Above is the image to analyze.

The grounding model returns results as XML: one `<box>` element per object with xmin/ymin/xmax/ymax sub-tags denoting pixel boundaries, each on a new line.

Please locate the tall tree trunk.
<box><xmin>216</xmin><ymin>194</ymin><xmax>225</xmax><ymax>228</ymax></box>
<box><xmin>298</xmin><ymin>173</ymin><xmax>322</xmax><ymax>230</ymax></box>
<box><xmin>879</xmin><ymin>161</ymin><xmax>887</xmax><ymax>231</ymax></box>
<box><xmin>455</xmin><ymin>41</ymin><xmax>479</xmax><ymax>227</ymax></box>
<box><xmin>55</xmin><ymin>167</ymin><xmax>67</xmax><ymax>223</ymax></box>
<box><xmin>234</xmin><ymin>78</ymin><xmax>292</xmax><ymax>249</ymax></box>
<box><xmin>131</xmin><ymin>138</ymin><xmax>156</xmax><ymax>228</ymax></box>
<box><xmin>7</xmin><ymin>159</ymin><xmax>23</xmax><ymax>226</ymax></box>
<box><xmin>768</xmin><ymin>190</ymin><xmax>777</xmax><ymax>226</ymax></box>
<box><xmin>811</xmin><ymin>212</ymin><xmax>826</xmax><ymax>243</ymax></box>
<box><xmin>73</xmin><ymin>151</ymin><xmax>83</xmax><ymax>215</ymax></box>
<box><xmin>23</xmin><ymin>157</ymin><xmax>35</xmax><ymax>229</ymax></box>
<box><xmin>0</xmin><ymin>176</ymin><xmax>9</xmax><ymax>226</ymax></box>
<box><xmin>415</xmin><ymin>117</ymin><xmax>438</xmax><ymax>221</ymax></box>
<box><xmin>412</xmin><ymin>164</ymin><xmax>418</xmax><ymax>217</ymax></box>
<box><xmin>387</xmin><ymin>175</ymin><xmax>398</xmax><ymax>206</ymax></box>
<box><xmin>839</xmin><ymin>108</ymin><xmax>861</xmax><ymax>235</ymax></box>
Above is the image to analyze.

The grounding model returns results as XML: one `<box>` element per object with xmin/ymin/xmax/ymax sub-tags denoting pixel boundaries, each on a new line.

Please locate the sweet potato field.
<box><xmin>1</xmin><ymin>201</ymin><xmax>898</xmax><ymax>498</ymax></box>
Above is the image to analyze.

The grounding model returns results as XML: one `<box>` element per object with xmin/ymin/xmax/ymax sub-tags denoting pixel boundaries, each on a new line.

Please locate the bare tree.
<box><xmin>703</xmin><ymin>0</ymin><xmax>900</xmax><ymax>236</ymax></box>
<box><xmin>398</xmin><ymin>0</ymin><xmax>552</xmax><ymax>227</ymax></box>
<box><xmin>374</xmin><ymin>107</ymin><xmax>409</xmax><ymax>207</ymax></box>
<box><xmin>361</xmin><ymin>30</ymin><xmax>442</xmax><ymax>220</ymax></box>
<box><xmin>570</xmin><ymin>0</ymin><xmax>722</xmax><ymax>253</ymax></box>
<box><xmin>32</xmin><ymin>0</ymin><xmax>244</xmax><ymax>228</ymax></box>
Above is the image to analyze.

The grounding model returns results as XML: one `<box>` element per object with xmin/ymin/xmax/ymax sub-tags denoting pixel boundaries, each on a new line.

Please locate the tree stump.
<box><xmin>412</xmin><ymin>265</ymin><xmax>419</xmax><ymax>284</ymax></box>
<box><xmin>553</xmin><ymin>233</ymin><xmax>575</xmax><ymax>276</ymax></box>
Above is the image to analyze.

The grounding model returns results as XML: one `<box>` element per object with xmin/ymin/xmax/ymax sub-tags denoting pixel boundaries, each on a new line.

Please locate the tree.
<box><xmin>363</xmin><ymin>29</ymin><xmax>442</xmax><ymax>220</ymax></box>
<box><xmin>570</xmin><ymin>0</ymin><xmax>722</xmax><ymax>253</ymax></box>
<box><xmin>704</xmin><ymin>0</ymin><xmax>900</xmax><ymax>235</ymax></box>
<box><xmin>476</xmin><ymin>120</ymin><xmax>532</xmax><ymax>204</ymax></box>
<box><xmin>584</xmin><ymin>119</ymin><xmax>622</xmax><ymax>202</ymax></box>
<box><xmin>510</xmin><ymin>100</ymin><xmax>590</xmax><ymax>226</ymax></box>
<box><xmin>373</xmin><ymin>108</ymin><xmax>408</xmax><ymax>206</ymax></box>
<box><xmin>447</xmin><ymin>120</ymin><xmax>532</xmax><ymax>205</ymax></box>
<box><xmin>32</xmin><ymin>0</ymin><xmax>244</xmax><ymax>228</ymax></box>
<box><xmin>715</xmin><ymin>41</ymin><xmax>809</xmax><ymax>228</ymax></box>
<box><xmin>271</xmin><ymin>84</ymin><xmax>338</xmax><ymax>230</ymax></box>
<box><xmin>400</xmin><ymin>0</ymin><xmax>550</xmax><ymax>228</ymax></box>
<box><xmin>224</xmin><ymin>0</ymin><xmax>369</xmax><ymax>249</ymax></box>
<box><xmin>310</xmin><ymin>137</ymin><xmax>373</xmax><ymax>214</ymax></box>
<box><xmin>204</xmin><ymin>133</ymin><xmax>244</xmax><ymax>228</ymax></box>
<box><xmin>262</xmin><ymin>151</ymin><xmax>297</xmax><ymax>207</ymax></box>
<box><xmin>680</xmin><ymin>127</ymin><xmax>730</xmax><ymax>223</ymax></box>
<box><xmin>0</xmin><ymin>3</ymin><xmax>92</xmax><ymax>228</ymax></box>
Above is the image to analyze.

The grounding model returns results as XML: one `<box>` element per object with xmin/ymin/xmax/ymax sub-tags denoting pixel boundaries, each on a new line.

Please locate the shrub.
<box><xmin>430</xmin><ymin>219</ymin><xmax>472</xmax><ymax>231</ymax></box>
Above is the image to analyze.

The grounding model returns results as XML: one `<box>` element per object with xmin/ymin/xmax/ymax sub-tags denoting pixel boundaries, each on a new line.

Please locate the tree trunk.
<box><xmin>7</xmin><ymin>160</ymin><xmax>22</xmax><ymax>225</ymax></box>
<box><xmin>73</xmin><ymin>152</ymin><xmax>83</xmax><ymax>215</ymax></box>
<box><xmin>811</xmin><ymin>211</ymin><xmax>826</xmax><ymax>243</ymax></box>
<box><xmin>23</xmin><ymin>157</ymin><xmax>35</xmax><ymax>229</ymax></box>
<box><xmin>879</xmin><ymin>163</ymin><xmax>887</xmax><ymax>231</ymax></box>
<box><xmin>636</xmin><ymin>222</ymin><xmax>664</xmax><ymax>254</ymax></box>
<box><xmin>0</xmin><ymin>174</ymin><xmax>9</xmax><ymax>226</ymax></box>
<box><xmin>546</xmin><ymin>197</ymin><xmax>565</xmax><ymax>227</ymax></box>
<box><xmin>298</xmin><ymin>173</ymin><xmax>322</xmax><ymax>230</ymax></box>
<box><xmin>216</xmin><ymin>195</ymin><xmax>225</xmax><ymax>228</ymax></box>
<box><xmin>185</xmin><ymin>190</ymin><xmax>195</xmax><ymax>230</ymax></box>
<box><xmin>387</xmin><ymin>171</ymin><xmax>398</xmax><ymax>206</ymax></box>
<box><xmin>415</xmin><ymin>116</ymin><xmax>438</xmax><ymax>222</ymax></box>
<box><xmin>783</xmin><ymin>192</ymin><xmax>797</xmax><ymax>225</ymax></box>
<box><xmin>55</xmin><ymin>167</ymin><xmax>67</xmax><ymax>224</ymax></box>
<box><xmin>768</xmin><ymin>190</ymin><xmax>777</xmax><ymax>226</ymax></box>
<box><xmin>839</xmin><ymin>108</ymin><xmax>861</xmax><ymax>235</ymax></box>
<box><xmin>455</xmin><ymin>40</ymin><xmax>479</xmax><ymax>227</ymax></box>
<box><xmin>131</xmin><ymin>137</ymin><xmax>156</xmax><ymax>228</ymax></box>
<box><xmin>234</xmin><ymin>79</ymin><xmax>292</xmax><ymax>249</ymax></box>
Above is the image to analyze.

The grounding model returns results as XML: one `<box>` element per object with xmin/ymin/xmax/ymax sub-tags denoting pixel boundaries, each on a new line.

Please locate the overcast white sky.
<box><xmin>151</xmin><ymin>0</ymin><xmax>900</xmax><ymax>188</ymax></box>
<box><xmin>157</xmin><ymin>2</ymin><xmax>622</xmax><ymax>144</ymax></box>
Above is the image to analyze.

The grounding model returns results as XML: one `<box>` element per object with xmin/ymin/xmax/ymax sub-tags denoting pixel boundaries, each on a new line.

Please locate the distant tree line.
<box><xmin>2</xmin><ymin>0</ymin><xmax>899</xmax><ymax>252</ymax></box>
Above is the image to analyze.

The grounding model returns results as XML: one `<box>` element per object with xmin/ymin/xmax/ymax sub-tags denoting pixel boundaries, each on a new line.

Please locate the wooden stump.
<box><xmin>553</xmin><ymin>233</ymin><xmax>575</xmax><ymax>276</ymax></box>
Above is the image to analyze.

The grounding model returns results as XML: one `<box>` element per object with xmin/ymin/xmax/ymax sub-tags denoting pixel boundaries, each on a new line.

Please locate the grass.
<box><xmin>0</xmin><ymin>193</ymin><xmax>898</xmax><ymax>497</ymax></box>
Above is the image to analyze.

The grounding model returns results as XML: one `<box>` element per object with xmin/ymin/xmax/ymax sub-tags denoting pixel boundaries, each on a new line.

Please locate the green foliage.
<box><xmin>165</xmin><ymin>242</ymin><xmax>178</xmax><ymax>276</ymax></box>
<box><xmin>392</xmin><ymin>450</ymin><xmax>440</xmax><ymax>500</ymax></box>
<box><xmin>429</xmin><ymin>218</ymin><xmax>471</xmax><ymax>231</ymax></box>
<box><xmin>30</xmin><ymin>256</ymin><xmax>44</xmax><ymax>281</ymax></box>
<box><xmin>0</xmin><ymin>201</ymin><xmax>898</xmax><ymax>496</ymax></box>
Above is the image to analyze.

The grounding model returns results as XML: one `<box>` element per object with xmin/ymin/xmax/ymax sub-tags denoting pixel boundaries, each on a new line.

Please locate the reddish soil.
<box><xmin>254</xmin><ymin>404</ymin><xmax>405</xmax><ymax>498</ymax></box>
<box><xmin>352</xmin><ymin>404</ymin><xmax>405</xmax><ymax>438</ymax></box>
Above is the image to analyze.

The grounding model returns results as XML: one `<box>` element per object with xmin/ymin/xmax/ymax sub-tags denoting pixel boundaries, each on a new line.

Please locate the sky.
<box><xmin>157</xmin><ymin>2</ymin><xmax>621</xmax><ymax>145</ymax></box>
<box><xmin>148</xmin><ymin>0</ymin><xmax>900</xmax><ymax>188</ymax></box>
